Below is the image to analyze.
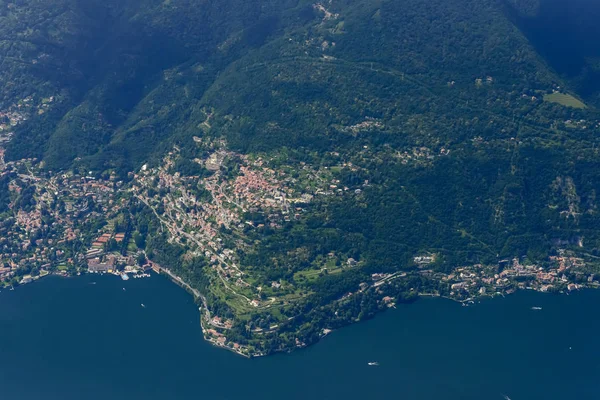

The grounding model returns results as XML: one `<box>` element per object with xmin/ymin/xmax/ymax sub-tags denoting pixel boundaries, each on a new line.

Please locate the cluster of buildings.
<box><xmin>134</xmin><ymin>150</ymin><xmax>289</xmax><ymax>292</ymax></box>
<box><xmin>132</xmin><ymin>144</ymin><xmax>335</xmax><ymax>313</ymax></box>
<box><xmin>0</xmin><ymin>95</ymin><xmax>55</xmax><ymax>144</ymax></box>
<box><xmin>0</xmin><ymin>154</ymin><xmax>129</xmax><ymax>285</ymax></box>
<box><xmin>413</xmin><ymin>252</ymin><xmax>597</xmax><ymax>302</ymax></box>
<box><xmin>233</xmin><ymin>165</ymin><xmax>290</xmax><ymax>212</ymax></box>
<box><xmin>88</xmin><ymin>255</ymin><xmax>116</xmax><ymax>273</ymax></box>
<box><xmin>344</xmin><ymin>118</ymin><xmax>384</xmax><ymax>134</ymax></box>
<box><xmin>395</xmin><ymin>146</ymin><xmax>450</xmax><ymax>165</ymax></box>
<box><xmin>0</xmin><ymin>100</ymin><xmax>29</xmax><ymax>133</ymax></box>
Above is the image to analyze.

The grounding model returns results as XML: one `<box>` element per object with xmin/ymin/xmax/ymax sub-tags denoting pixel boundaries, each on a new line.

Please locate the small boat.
<box><xmin>122</xmin><ymin>287</ymin><xmax>126</xmax><ymax>291</ymax></box>
<box><xmin>89</xmin><ymin>282</ymin><xmax>97</xmax><ymax>285</ymax></box>
<box><xmin>141</xmin><ymin>303</ymin><xmax>146</xmax><ymax>308</ymax></box>
<box><xmin>531</xmin><ymin>306</ymin><xmax>542</xmax><ymax>310</ymax></box>
<box><xmin>367</xmin><ymin>362</ymin><xmax>379</xmax><ymax>366</ymax></box>
<box><xmin>121</xmin><ymin>273</ymin><xmax>129</xmax><ymax>281</ymax></box>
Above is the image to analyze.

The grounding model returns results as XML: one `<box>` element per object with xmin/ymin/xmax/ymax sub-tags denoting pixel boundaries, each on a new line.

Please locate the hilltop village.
<box><xmin>1</xmin><ymin>131</ymin><xmax>600</xmax><ymax>356</ymax></box>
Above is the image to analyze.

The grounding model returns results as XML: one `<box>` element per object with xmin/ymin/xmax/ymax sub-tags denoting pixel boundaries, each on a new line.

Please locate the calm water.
<box><xmin>0</xmin><ymin>274</ymin><xmax>599</xmax><ymax>400</ymax></box>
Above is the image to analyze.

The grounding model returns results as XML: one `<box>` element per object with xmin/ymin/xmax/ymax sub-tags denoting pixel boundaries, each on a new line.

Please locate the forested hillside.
<box><xmin>2</xmin><ymin>0</ymin><xmax>310</xmax><ymax>169</ymax></box>
<box><xmin>3</xmin><ymin>0</ymin><xmax>597</xmax><ymax>171</ymax></box>
<box><xmin>508</xmin><ymin>0</ymin><xmax>600</xmax><ymax>105</ymax></box>
<box><xmin>2</xmin><ymin>0</ymin><xmax>600</xmax><ymax>355</ymax></box>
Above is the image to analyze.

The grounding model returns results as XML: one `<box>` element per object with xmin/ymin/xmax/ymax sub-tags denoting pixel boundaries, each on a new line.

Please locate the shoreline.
<box><xmin>157</xmin><ymin>265</ymin><xmax>599</xmax><ymax>359</ymax></box>
<box><xmin>156</xmin><ymin>266</ymin><xmax>252</xmax><ymax>358</ymax></box>
<box><xmin>5</xmin><ymin>265</ymin><xmax>598</xmax><ymax>359</ymax></box>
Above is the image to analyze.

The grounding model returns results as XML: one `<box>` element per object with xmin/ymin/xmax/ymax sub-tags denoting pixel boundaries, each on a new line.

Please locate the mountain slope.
<box><xmin>3</xmin><ymin>0</ymin><xmax>309</xmax><ymax>169</ymax></box>
<box><xmin>508</xmin><ymin>0</ymin><xmax>600</xmax><ymax>105</ymax></box>
<box><xmin>2</xmin><ymin>0</ymin><xmax>585</xmax><ymax>170</ymax></box>
<box><xmin>1</xmin><ymin>0</ymin><xmax>600</xmax><ymax>356</ymax></box>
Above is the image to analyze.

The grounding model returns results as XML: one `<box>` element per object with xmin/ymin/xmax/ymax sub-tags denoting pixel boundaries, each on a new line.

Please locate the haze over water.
<box><xmin>0</xmin><ymin>274</ymin><xmax>598</xmax><ymax>400</ymax></box>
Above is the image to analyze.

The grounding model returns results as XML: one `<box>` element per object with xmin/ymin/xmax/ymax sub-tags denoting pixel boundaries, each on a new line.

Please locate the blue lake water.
<box><xmin>0</xmin><ymin>273</ymin><xmax>598</xmax><ymax>399</ymax></box>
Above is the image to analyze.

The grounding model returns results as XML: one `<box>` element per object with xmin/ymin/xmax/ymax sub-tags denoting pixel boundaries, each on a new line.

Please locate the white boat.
<box><xmin>122</xmin><ymin>287</ymin><xmax>126</xmax><ymax>291</ymax></box>
<box><xmin>531</xmin><ymin>306</ymin><xmax>542</xmax><ymax>310</ymax></box>
<box><xmin>141</xmin><ymin>303</ymin><xmax>146</xmax><ymax>308</ymax></box>
<box><xmin>121</xmin><ymin>273</ymin><xmax>129</xmax><ymax>281</ymax></box>
<box><xmin>367</xmin><ymin>362</ymin><xmax>379</xmax><ymax>366</ymax></box>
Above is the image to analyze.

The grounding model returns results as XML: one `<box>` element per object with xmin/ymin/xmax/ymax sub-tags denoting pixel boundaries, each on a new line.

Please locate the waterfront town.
<box><xmin>2</xmin><ymin>131</ymin><xmax>600</xmax><ymax>356</ymax></box>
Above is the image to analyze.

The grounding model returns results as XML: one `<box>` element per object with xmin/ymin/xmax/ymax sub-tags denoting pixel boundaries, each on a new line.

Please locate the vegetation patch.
<box><xmin>543</xmin><ymin>93</ymin><xmax>587</xmax><ymax>109</ymax></box>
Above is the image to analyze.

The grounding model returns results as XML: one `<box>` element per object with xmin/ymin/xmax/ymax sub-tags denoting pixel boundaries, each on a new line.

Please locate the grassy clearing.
<box><xmin>294</xmin><ymin>269</ymin><xmax>323</xmax><ymax>281</ymax></box>
<box><xmin>294</xmin><ymin>266</ymin><xmax>346</xmax><ymax>282</ymax></box>
<box><xmin>127</xmin><ymin>240</ymin><xmax>137</xmax><ymax>252</ymax></box>
<box><xmin>544</xmin><ymin>93</ymin><xmax>587</xmax><ymax>109</ymax></box>
<box><xmin>211</xmin><ymin>282</ymin><xmax>253</xmax><ymax>314</ymax></box>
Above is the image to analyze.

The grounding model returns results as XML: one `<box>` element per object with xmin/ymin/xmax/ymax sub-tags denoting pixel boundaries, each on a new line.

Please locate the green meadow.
<box><xmin>544</xmin><ymin>92</ymin><xmax>587</xmax><ymax>109</ymax></box>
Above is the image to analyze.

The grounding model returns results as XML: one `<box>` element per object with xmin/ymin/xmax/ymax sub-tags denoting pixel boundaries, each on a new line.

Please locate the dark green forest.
<box><xmin>3</xmin><ymin>0</ymin><xmax>598</xmax><ymax>172</ymax></box>
<box><xmin>0</xmin><ymin>174</ymin><xmax>11</xmax><ymax>213</ymax></box>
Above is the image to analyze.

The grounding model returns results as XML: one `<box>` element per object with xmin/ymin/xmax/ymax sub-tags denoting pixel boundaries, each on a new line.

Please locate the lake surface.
<box><xmin>0</xmin><ymin>273</ymin><xmax>598</xmax><ymax>400</ymax></box>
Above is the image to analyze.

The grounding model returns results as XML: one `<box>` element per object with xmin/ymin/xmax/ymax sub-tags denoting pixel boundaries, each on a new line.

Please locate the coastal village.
<box><xmin>413</xmin><ymin>250</ymin><xmax>599</xmax><ymax>301</ymax></box>
<box><xmin>0</xmin><ymin>151</ymin><xmax>140</xmax><ymax>282</ymax></box>
<box><xmin>1</xmin><ymin>132</ymin><xmax>600</xmax><ymax>356</ymax></box>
